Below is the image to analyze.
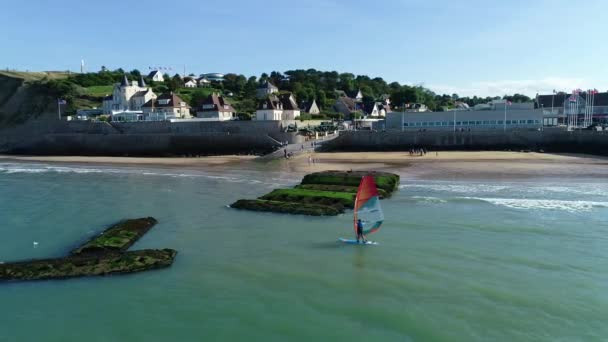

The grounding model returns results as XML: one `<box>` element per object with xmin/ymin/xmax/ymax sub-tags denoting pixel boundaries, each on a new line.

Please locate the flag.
<box><xmin>506</xmin><ymin>100</ymin><xmax>512</xmax><ymax>105</ymax></box>
<box><xmin>553</xmin><ymin>89</ymin><xmax>556</xmax><ymax>93</ymax></box>
<box><xmin>57</xmin><ymin>99</ymin><xmax>67</xmax><ymax>105</ymax></box>
<box><xmin>593</xmin><ymin>89</ymin><xmax>599</xmax><ymax>94</ymax></box>
<box><xmin>568</xmin><ymin>95</ymin><xmax>576</xmax><ymax>102</ymax></box>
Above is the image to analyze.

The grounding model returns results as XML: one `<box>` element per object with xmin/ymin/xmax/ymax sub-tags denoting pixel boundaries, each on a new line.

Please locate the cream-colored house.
<box><xmin>142</xmin><ymin>93</ymin><xmax>191</xmax><ymax>119</ymax></box>
<box><xmin>255</xmin><ymin>93</ymin><xmax>300</xmax><ymax>120</ymax></box>
<box><xmin>256</xmin><ymin>95</ymin><xmax>283</xmax><ymax>120</ymax></box>
<box><xmin>184</xmin><ymin>80</ymin><xmax>197</xmax><ymax>88</ymax></box>
<box><xmin>102</xmin><ymin>75</ymin><xmax>157</xmax><ymax>114</ymax></box>
<box><xmin>196</xmin><ymin>93</ymin><xmax>235</xmax><ymax>121</ymax></box>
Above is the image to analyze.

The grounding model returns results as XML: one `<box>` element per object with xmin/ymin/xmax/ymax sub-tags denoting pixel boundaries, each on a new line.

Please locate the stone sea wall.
<box><xmin>0</xmin><ymin>120</ymin><xmax>300</xmax><ymax>156</ymax></box>
<box><xmin>321</xmin><ymin>129</ymin><xmax>608</xmax><ymax>155</ymax></box>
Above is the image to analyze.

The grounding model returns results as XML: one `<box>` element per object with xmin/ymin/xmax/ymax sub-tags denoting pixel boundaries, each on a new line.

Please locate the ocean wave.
<box><xmin>399</xmin><ymin>181</ymin><xmax>608</xmax><ymax>198</ymax></box>
<box><xmin>410</xmin><ymin>196</ymin><xmax>447</xmax><ymax>204</ymax></box>
<box><xmin>0</xmin><ymin>163</ymin><xmax>291</xmax><ymax>187</ymax></box>
<box><xmin>462</xmin><ymin>197</ymin><xmax>608</xmax><ymax>212</ymax></box>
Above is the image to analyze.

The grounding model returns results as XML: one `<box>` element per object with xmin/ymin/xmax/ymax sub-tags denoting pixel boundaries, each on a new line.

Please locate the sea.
<box><xmin>0</xmin><ymin>161</ymin><xmax>607</xmax><ymax>341</ymax></box>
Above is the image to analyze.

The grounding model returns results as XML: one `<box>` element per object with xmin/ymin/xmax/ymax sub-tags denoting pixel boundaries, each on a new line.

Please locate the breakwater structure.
<box><xmin>319</xmin><ymin>129</ymin><xmax>608</xmax><ymax>155</ymax></box>
<box><xmin>230</xmin><ymin>171</ymin><xmax>400</xmax><ymax>216</ymax></box>
<box><xmin>0</xmin><ymin>217</ymin><xmax>176</xmax><ymax>282</ymax></box>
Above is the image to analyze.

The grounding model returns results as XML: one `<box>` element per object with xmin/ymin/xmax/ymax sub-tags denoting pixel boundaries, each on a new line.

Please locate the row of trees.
<box><xmin>64</xmin><ymin>68</ymin><xmax>532</xmax><ymax>114</ymax></box>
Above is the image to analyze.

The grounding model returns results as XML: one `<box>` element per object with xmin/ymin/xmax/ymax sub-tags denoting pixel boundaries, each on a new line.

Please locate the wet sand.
<box><xmin>2</xmin><ymin>152</ymin><xmax>607</xmax><ymax>179</ymax></box>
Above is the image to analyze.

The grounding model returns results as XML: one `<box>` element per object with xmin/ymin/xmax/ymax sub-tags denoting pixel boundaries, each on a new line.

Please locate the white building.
<box><xmin>256</xmin><ymin>95</ymin><xmax>283</xmax><ymax>121</ymax></box>
<box><xmin>102</xmin><ymin>75</ymin><xmax>157</xmax><ymax>114</ymax></box>
<box><xmin>142</xmin><ymin>93</ymin><xmax>191</xmax><ymax>119</ymax></box>
<box><xmin>255</xmin><ymin>93</ymin><xmax>300</xmax><ymax>120</ymax></box>
<box><xmin>147</xmin><ymin>70</ymin><xmax>164</xmax><ymax>82</ymax></box>
<box><xmin>184</xmin><ymin>80</ymin><xmax>197</xmax><ymax>88</ymax></box>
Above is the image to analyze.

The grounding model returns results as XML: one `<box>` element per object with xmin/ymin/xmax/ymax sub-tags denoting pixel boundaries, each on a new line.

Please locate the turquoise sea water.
<box><xmin>0</xmin><ymin>162</ymin><xmax>607</xmax><ymax>341</ymax></box>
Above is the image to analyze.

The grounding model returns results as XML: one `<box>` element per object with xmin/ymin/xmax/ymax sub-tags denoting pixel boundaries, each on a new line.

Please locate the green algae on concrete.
<box><xmin>0</xmin><ymin>249</ymin><xmax>177</xmax><ymax>281</ymax></box>
<box><xmin>230</xmin><ymin>170</ymin><xmax>400</xmax><ymax>216</ymax></box>
<box><xmin>0</xmin><ymin>217</ymin><xmax>176</xmax><ymax>282</ymax></box>
<box><xmin>260</xmin><ymin>188</ymin><xmax>355</xmax><ymax>209</ymax></box>
<box><xmin>231</xmin><ymin>199</ymin><xmax>341</xmax><ymax>216</ymax></box>
<box><xmin>71</xmin><ymin>217</ymin><xmax>157</xmax><ymax>255</ymax></box>
<box><xmin>294</xmin><ymin>184</ymin><xmax>388</xmax><ymax>199</ymax></box>
<box><xmin>301</xmin><ymin>171</ymin><xmax>400</xmax><ymax>196</ymax></box>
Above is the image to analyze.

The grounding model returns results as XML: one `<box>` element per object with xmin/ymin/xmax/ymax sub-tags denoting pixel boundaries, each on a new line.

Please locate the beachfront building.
<box><xmin>102</xmin><ymin>75</ymin><xmax>157</xmax><ymax>114</ymax></box>
<box><xmin>386</xmin><ymin>107</ymin><xmax>543</xmax><ymax>131</ymax></box>
<box><xmin>256</xmin><ymin>95</ymin><xmax>283</xmax><ymax>121</ymax></box>
<box><xmin>256</xmin><ymin>81</ymin><xmax>279</xmax><ymax>99</ymax></box>
<box><xmin>147</xmin><ymin>70</ymin><xmax>164</xmax><ymax>82</ymax></box>
<box><xmin>196</xmin><ymin>93</ymin><xmax>235</xmax><ymax>121</ymax></box>
<box><xmin>301</xmin><ymin>99</ymin><xmax>320</xmax><ymax>115</ymax></box>
<box><xmin>536</xmin><ymin>91</ymin><xmax>608</xmax><ymax>126</ymax></box>
<box><xmin>184</xmin><ymin>79</ymin><xmax>197</xmax><ymax>88</ymax></box>
<box><xmin>255</xmin><ymin>93</ymin><xmax>300</xmax><ymax>121</ymax></box>
<box><xmin>142</xmin><ymin>93</ymin><xmax>191</xmax><ymax>120</ymax></box>
<box><xmin>279</xmin><ymin>93</ymin><xmax>300</xmax><ymax>120</ymax></box>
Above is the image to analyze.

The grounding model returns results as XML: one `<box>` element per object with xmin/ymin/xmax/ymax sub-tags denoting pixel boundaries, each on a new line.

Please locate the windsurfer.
<box><xmin>356</xmin><ymin>219</ymin><xmax>366</xmax><ymax>243</ymax></box>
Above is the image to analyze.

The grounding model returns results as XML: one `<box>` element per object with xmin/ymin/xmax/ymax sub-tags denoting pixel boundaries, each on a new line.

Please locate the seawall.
<box><xmin>321</xmin><ymin>129</ymin><xmax>608</xmax><ymax>156</ymax></box>
<box><xmin>0</xmin><ymin>120</ymin><xmax>299</xmax><ymax>156</ymax></box>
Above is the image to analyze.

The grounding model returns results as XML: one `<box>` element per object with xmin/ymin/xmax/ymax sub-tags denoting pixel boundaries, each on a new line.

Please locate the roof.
<box><xmin>279</xmin><ymin>93</ymin><xmax>298</xmax><ymax>110</ymax></box>
<box><xmin>198</xmin><ymin>93</ymin><xmax>235</xmax><ymax>112</ymax></box>
<box><xmin>258</xmin><ymin>95</ymin><xmax>282</xmax><ymax>110</ymax></box>
<box><xmin>120</xmin><ymin>74</ymin><xmax>129</xmax><ymax>87</ymax></box>
<box><xmin>536</xmin><ymin>92</ymin><xmax>608</xmax><ymax>107</ymax></box>
<box><xmin>259</xmin><ymin>81</ymin><xmax>278</xmax><ymax>90</ymax></box>
<box><xmin>142</xmin><ymin>93</ymin><xmax>190</xmax><ymax>108</ymax></box>
<box><xmin>362</xmin><ymin>102</ymin><xmax>378</xmax><ymax>115</ymax></box>
<box><xmin>301</xmin><ymin>99</ymin><xmax>318</xmax><ymax>112</ymax></box>
<box><xmin>138</xmin><ymin>75</ymin><xmax>146</xmax><ymax>87</ymax></box>
<box><xmin>337</xmin><ymin>96</ymin><xmax>356</xmax><ymax>111</ymax></box>
<box><xmin>132</xmin><ymin>90</ymin><xmax>151</xmax><ymax>98</ymax></box>
<box><xmin>147</xmin><ymin>70</ymin><xmax>161</xmax><ymax>78</ymax></box>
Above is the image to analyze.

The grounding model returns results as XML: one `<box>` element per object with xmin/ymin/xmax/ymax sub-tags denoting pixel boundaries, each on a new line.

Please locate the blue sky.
<box><xmin>1</xmin><ymin>0</ymin><xmax>606</xmax><ymax>97</ymax></box>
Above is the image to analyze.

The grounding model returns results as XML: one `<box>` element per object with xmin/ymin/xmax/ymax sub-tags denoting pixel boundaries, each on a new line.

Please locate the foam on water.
<box><xmin>461</xmin><ymin>197</ymin><xmax>608</xmax><ymax>212</ymax></box>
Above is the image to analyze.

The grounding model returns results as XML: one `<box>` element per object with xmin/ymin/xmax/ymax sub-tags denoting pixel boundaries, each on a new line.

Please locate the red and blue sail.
<box><xmin>353</xmin><ymin>175</ymin><xmax>384</xmax><ymax>235</ymax></box>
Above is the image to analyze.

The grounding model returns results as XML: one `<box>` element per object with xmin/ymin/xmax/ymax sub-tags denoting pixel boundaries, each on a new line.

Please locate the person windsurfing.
<box><xmin>356</xmin><ymin>219</ymin><xmax>366</xmax><ymax>243</ymax></box>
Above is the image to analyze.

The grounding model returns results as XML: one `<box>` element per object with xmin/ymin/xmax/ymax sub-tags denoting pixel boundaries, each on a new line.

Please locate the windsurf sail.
<box><xmin>353</xmin><ymin>175</ymin><xmax>384</xmax><ymax>235</ymax></box>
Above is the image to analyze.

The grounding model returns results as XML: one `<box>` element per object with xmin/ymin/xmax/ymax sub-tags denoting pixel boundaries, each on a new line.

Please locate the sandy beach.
<box><xmin>2</xmin><ymin>151</ymin><xmax>607</xmax><ymax>179</ymax></box>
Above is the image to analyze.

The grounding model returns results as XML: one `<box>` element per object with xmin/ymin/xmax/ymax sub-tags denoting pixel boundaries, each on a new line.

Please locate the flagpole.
<box><xmin>57</xmin><ymin>99</ymin><xmax>61</xmax><ymax>120</ymax></box>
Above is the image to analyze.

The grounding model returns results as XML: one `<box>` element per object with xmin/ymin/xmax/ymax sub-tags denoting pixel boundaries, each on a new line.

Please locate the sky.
<box><xmin>1</xmin><ymin>0</ymin><xmax>606</xmax><ymax>97</ymax></box>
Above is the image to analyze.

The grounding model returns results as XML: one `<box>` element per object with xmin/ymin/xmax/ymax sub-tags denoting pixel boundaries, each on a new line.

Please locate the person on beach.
<box><xmin>356</xmin><ymin>219</ymin><xmax>366</xmax><ymax>243</ymax></box>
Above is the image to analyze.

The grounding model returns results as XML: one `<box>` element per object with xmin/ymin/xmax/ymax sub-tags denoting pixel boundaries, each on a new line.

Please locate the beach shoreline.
<box><xmin>1</xmin><ymin>151</ymin><xmax>607</xmax><ymax>180</ymax></box>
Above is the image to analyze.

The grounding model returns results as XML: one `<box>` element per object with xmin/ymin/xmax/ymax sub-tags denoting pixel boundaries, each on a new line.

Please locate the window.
<box><xmin>422</xmin><ymin>122</ymin><xmax>428</xmax><ymax>126</ymax></box>
<box><xmin>403</xmin><ymin>122</ymin><xmax>409</xmax><ymax>127</ymax></box>
<box><xmin>415</xmin><ymin>122</ymin><xmax>421</xmax><ymax>126</ymax></box>
<box><xmin>527</xmin><ymin>120</ymin><xmax>533</xmax><ymax>124</ymax></box>
<box><xmin>506</xmin><ymin>120</ymin><xmax>511</xmax><ymax>124</ymax></box>
<box><xmin>498</xmin><ymin>120</ymin><xmax>504</xmax><ymax>124</ymax></box>
<box><xmin>490</xmin><ymin>120</ymin><xmax>497</xmax><ymax>124</ymax></box>
<box><xmin>429</xmin><ymin>122</ymin><xmax>435</xmax><ymax>126</ymax></box>
<box><xmin>443</xmin><ymin>122</ymin><xmax>449</xmax><ymax>126</ymax></box>
<box><xmin>483</xmin><ymin>120</ymin><xmax>489</xmax><ymax>125</ymax></box>
<box><xmin>456</xmin><ymin>121</ymin><xmax>462</xmax><ymax>125</ymax></box>
<box><xmin>534</xmin><ymin>120</ymin><xmax>540</xmax><ymax>124</ymax></box>
<box><xmin>476</xmin><ymin>121</ymin><xmax>482</xmax><ymax>125</ymax></box>
<box><xmin>519</xmin><ymin>120</ymin><xmax>526</xmax><ymax>124</ymax></box>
